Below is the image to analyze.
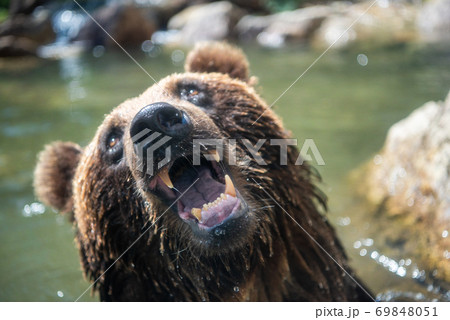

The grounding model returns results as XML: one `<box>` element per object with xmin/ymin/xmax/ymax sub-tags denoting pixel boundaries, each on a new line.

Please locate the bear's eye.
<box><xmin>187</xmin><ymin>88</ymin><xmax>199</xmax><ymax>96</ymax></box>
<box><xmin>179</xmin><ymin>85</ymin><xmax>210</xmax><ymax>107</ymax></box>
<box><xmin>108</xmin><ymin>136</ymin><xmax>118</xmax><ymax>148</ymax></box>
<box><xmin>104</xmin><ymin>128</ymin><xmax>123</xmax><ymax>164</ymax></box>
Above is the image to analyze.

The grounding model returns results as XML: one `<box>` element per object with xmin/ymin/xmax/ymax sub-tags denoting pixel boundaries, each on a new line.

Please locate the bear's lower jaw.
<box><xmin>178</xmin><ymin>192</ymin><xmax>244</xmax><ymax>230</ymax></box>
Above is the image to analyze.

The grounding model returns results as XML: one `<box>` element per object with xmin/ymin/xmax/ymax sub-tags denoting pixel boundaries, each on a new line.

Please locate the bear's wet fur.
<box><xmin>34</xmin><ymin>42</ymin><xmax>372</xmax><ymax>301</ymax></box>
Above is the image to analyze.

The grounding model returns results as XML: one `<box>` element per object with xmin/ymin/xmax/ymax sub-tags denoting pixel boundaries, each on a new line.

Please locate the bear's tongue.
<box><xmin>174</xmin><ymin>166</ymin><xmax>224</xmax><ymax>211</ymax></box>
<box><xmin>171</xmin><ymin>163</ymin><xmax>240</xmax><ymax>228</ymax></box>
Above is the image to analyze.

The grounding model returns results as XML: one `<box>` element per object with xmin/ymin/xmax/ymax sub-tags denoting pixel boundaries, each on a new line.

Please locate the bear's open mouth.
<box><xmin>147</xmin><ymin>153</ymin><xmax>246</xmax><ymax>230</ymax></box>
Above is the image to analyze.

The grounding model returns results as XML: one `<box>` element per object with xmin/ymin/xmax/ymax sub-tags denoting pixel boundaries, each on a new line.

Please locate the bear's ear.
<box><xmin>34</xmin><ymin>141</ymin><xmax>82</xmax><ymax>213</ymax></box>
<box><xmin>185</xmin><ymin>42</ymin><xmax>250</xmax><ymax>82</ymax></box>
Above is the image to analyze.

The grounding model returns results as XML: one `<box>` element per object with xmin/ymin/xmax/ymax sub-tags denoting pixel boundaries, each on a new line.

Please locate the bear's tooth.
<box><xmin>158</xmin><ymin>167</ymin><xmax>173</xmax><ymax>189</ymax></box>
<box><xmin>191</xmin><ymin>208</ymin><xmax>202</xmax><ymax>221</ymax></box>
<box><xmin>221</xmin><ymin>193</ymin><xmax>226</xmax><ymax>199</ymax></box>
<box><xmin>224</xmin><ymin>174</ymin><xmax>236</xmax><ymax>197</ymax></box>
<box><xmin>210</xmin><ymin>150</ymin><xmax>220</xmax><ymax>162</ymax></box>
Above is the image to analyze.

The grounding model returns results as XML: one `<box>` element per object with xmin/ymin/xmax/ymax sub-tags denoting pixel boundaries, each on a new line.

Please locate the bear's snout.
<box><xmin>130</xmin><ymin>102</ymin><xmax>192</xmax><ymax>140</ymax></box>
<box><xmin>129</xmin><ymin>102</ymin><xmax>193</xmax><ymax>174</ymax></box>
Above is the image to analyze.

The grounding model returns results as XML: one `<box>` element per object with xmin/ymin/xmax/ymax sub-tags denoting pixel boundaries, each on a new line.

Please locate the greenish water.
<box><xmin>0</xmin><ymin>44</ymin><xmax>449</xmax><ymax>301</ymax></box>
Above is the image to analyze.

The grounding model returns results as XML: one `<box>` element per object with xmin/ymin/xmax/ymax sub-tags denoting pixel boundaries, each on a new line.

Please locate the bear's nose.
<box><xmin>130</xmin><ymin>102</ymin><xmax>192</xmax><ymax>140</ymax></box>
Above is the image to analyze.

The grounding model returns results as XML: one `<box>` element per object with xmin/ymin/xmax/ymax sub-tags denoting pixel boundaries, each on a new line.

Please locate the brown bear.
<box><xmin>34</xmin><ymin>42</ymin><xmax>372</xmax><ymax>301</ymax></box>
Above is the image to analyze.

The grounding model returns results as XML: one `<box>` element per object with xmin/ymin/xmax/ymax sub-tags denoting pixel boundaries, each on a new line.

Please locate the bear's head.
<box><xmin>34</xmin><ymin>43</ymin><xmax>361</xmax><ymax>301</ymax></box>
<box><xmin>35</xmin><ymin>42</ymin><xmax>277</xmax><ymax>250</ymax></box>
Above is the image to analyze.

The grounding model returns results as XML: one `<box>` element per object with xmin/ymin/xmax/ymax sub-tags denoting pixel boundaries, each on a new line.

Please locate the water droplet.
<box><xmin>357</xmin><ymin>53</ymin><xmax>368</xmax><ymax>66</ymax></box>
<box><xmin>373</xmin><ymin>154</ymin><xmax>383</xmax><ymax>165</ymax></box>
<box><xmin>60</xmin><ymin>10</ymin><xmax>72</xmax><ymax>23</ymax></box>
<box><xmin>141</xmin><ymin>40</ymin><xmax>154</xmax><ymax>53</ymax></box>
<box><xmin>57</xmin><ymin>291</ymin><xmax>64</xmax><ymax>298</ymax></box>
<box><xmin>171</xmin><ymin>49</ymin><xmax>185</xmax><ymax>65</ymax></box>
<box><xmin>92</xmin><ymin>45</ymin><xmax>105</xmax><ymax>58</ymax></box>
<box><xmin>359</xmin><ymin>249</ymin><xmax>367</xmax><ymax>256</ymax></box>
<box><xmin>233</xmin><ymin>286</ymin><xmax>239</xmax><ymax>293</ymax></box>
<box><xmin>415</xmin><ymin>293</ymin><xmax>424</xmax><ymax>300</ymax></box>
<box><xmin>22</xmin><ymin>202</ymin><xmax>46</xmax><ymax>217</ymax></box>
<box><xmin>388</xmin><ymin>260</ymin><xmax>398</xmax><ymax>273</ymax></box>
<box><xmin>353</xmin><ymin>241</ymin><xmax>361</xmax><ymax>249</ymax></box>
<box><xmin>337</xmin><ymin>217</ymin><xmax>351</xmax><ymax>226</ymax></box>
<box><xmin>396</xmin><ymin>267</ymin><xmax>406</xmax><ymax>277</ymax></box>
<box><xmin>442</xmin><ymin>230</ymin><xmax>448</xmax><ymax>238</ymax></box>
<box><xmin>214</xmin><ymin>228</ymin><xmax>225</xmax><ymax>236</ymax></box>
<box><xmin>370</xmin><ymin>251</ymin><xmax>379</xmax><ymax>259</ymax></box>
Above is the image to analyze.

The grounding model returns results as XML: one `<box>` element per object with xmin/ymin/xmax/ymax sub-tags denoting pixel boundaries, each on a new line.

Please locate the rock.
<box><xmin>367</xmin><ymin>94</ymin><xmax>450</xmax><ymax>222</ymax></box>
<box><xmin>312</xmin><ymin>1</ymin><xmax>417</xmax><ymax>50</ymax></box>
<box><xmin>167</xmin><ymin>1</ymin><xmax>245</xmax><ymax>45</ymax></box>
<box><xmin>417</xmin><ymin>0</ymin><xmax>450</xmax><ymax>42</ymax></box>
<box><xmin>228</xmin><ymin>0</ymin><xmax>268</xmax><ymax>13</ymax></box>
<box><xmin>0</xmin><ymin>5</ymin><xmax>55</xmax><ymax>57</ymax></box>
<box><xmin>0</xmin><ymin>35</ymin><xmax>38</xmax><ymax>56</ymax></box>
<box><xmin>146</xmin><ymin>0</ymin><xmax>195</xmax><ymax>28</ymax></box>
<box><xmin>0</xmin><ymin>8</ymin><xmax>54</xmax><ymax>44</ymax></box>
<box><xmin>236</xmin><ymin>5</ymin><xmax>333</xmax><ymax>47</ymax></box>
<box><xmin>257</xmin><ymin>6</ymin><xmax>333</xmax><ymax>47</ymax></box>
<box><xmin>8</xmin><ymin>0</ymin><xmax>48</xmax><ymax>16</ymax></box>
<box><xmin>74</xmin><ymin>3</ymin><xmax>157</xmax><ymax>48</ymax></box>
<box><xmin>235</xmin><ymin>15</ymin><xmax>272</xmax><ymax>41</ymax></box>
<box><xmin>363</xmin><ymin>92</ymin><xmax>450</xmax><ymax>282</ymax></box>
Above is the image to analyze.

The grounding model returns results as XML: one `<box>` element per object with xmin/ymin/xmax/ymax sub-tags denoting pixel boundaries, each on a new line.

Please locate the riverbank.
<box><xmin>0</xmin><ymin>0</ymin><xmax>449</xmax><ymax>57</ymax></box>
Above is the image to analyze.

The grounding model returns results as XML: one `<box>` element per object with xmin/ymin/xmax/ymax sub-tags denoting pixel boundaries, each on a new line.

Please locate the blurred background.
<box><xmin>0</xmin><ymin>0</ymin><xmax>449</xmax><ymax>301</ymax></box>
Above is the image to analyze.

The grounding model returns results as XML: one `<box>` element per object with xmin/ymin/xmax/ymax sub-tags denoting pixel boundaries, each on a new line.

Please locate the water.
<box><xmin>0</xmin><ymin>43</ymin><xmax>449</xmax><ymax>301</ymax></box>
